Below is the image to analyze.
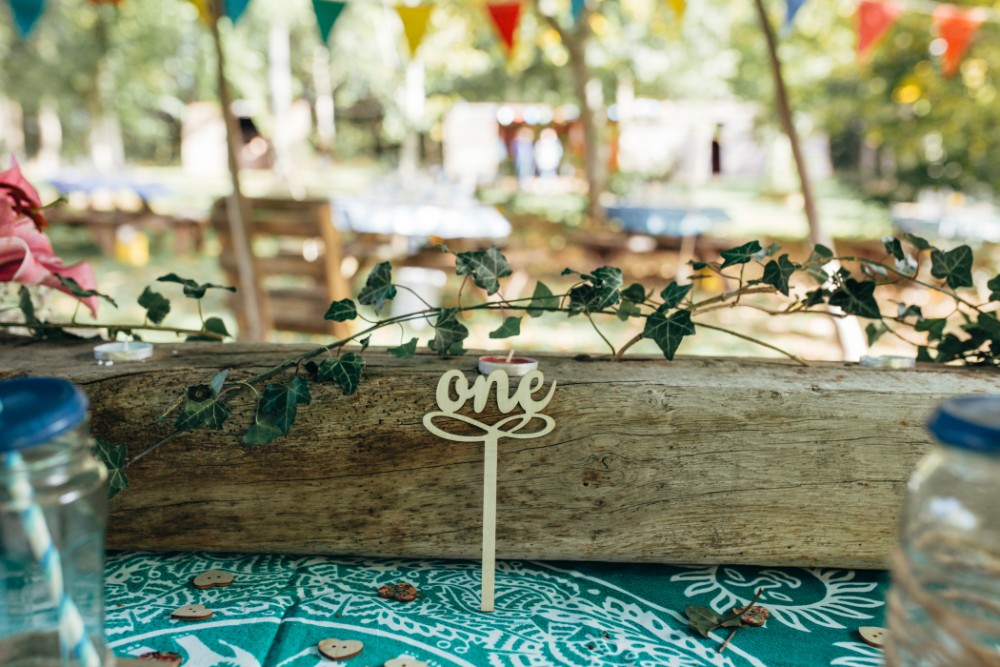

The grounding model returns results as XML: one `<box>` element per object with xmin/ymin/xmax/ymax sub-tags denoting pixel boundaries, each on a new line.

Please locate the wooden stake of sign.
<box><xmin>423</xmin><ymin>369</ymin><xmax>556</xmax><ymax>612</ymax></box>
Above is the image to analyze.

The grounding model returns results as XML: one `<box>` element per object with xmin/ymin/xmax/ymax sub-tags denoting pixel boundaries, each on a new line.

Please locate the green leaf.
<box><xmin>685</xmin><ymin>605</ymin><xmax>740</xmax><ymax>637</ymax></box>
<box><xmin>18</xmin><ymin>286</ymin><xmax>36</xmax><ymax>324</ymax></box>
<box><xmin>428</xmin><ymin>308</ymin><xmax>468</xmax><ymax>357</ymax></box>
<box><xmin>935</xmin><ymin>334</ymin><xmax>965</xmax><ymax>363</ymax></box>
<box><xmin>659</xmin><ymin>282</ymin><xmax>692</xmax><ymax>309</ymax></box>
<box><xmin>987</xmin><ymin>275</ymin><xmax>1000</xmax><ymax>301</ymax></box>
<box><xmin>318</xmin><ymin>352</ymin><xmax>365</xmax><ymax>394</ymax></box>
<box><xmin>905</xmin><ymin>233</ymin><xmax>933</xmax><ymax>252</ymax></box>
<box><xmin>243</xmin><ymin>421</ymin><xmax>286</xmax><ymax>446</ymax></box>
<box><xmin>898</xmin><ymin>304</ymin><xmax>922</xmax><ymax>321</ymax></box>
<box><xmin>158</xmin><ymin>273</ymin><xmax>236</xmax><ymax>299</ymax></box>
<box><xmin>761</xmin><ymin>254</ymin><xmax>797</xmax><ymax>296</ymax></box>
<box><xmin>621</xmin><ymin>283</ymin><xmax>646</xmax><ymax>303</ymax></box>
<box><xmin>930</xmin><ymin>245</ymin><xmax>974</xmax><ymax>290</ymax></box>
<box><xmin>186</xmin><ymin>317</ymin><xmax>229</xmax><ymax>342</ymax></box>
<box><xmin>489</xmin><ymin>316</ymin><xmax>521</xmax><ymax>339</ymax></box>
<box><xmin>802</xmin><ymin>288</ymin><xmax>828</xmax><ymax>308</ymax></box>
<box><xmin>388</xmin><ymin>337</ymin><xmax>419</xmax><ymax>358</ymax></box>
<box><xmin>138</xmin><ymin>287</ymin><xmax>171</xmax><ymax>324</ymax></box>
<box><xmin>916</xmin><ymin>318</ymin><xmax>948</xmax><ymax>341</ymax></box>
<box><xmin>94</xmin><ymin>438</ymin><xmax>129</xmax><ymax>499</ymax></box>
<box><xmin>805</xmin><ymin>244</ymin><xmax>834</xmax><ymax>283</ymax></box>
<box><xmin>357</xmin><ymin>262</ymin><xmax>397</xmax><ymax>315</ymax></box>
<box><xmin>455</xmin><ymin>246</ymin><xmax>512</xmax><ymax>295</ymax></box>
<box><xmin>617</xmin><ymin>299</ymin><xmax>642</xmax><ymax>321</ymax></box>
<box><xmin>569</xmin><ymin>266</ymin><xmax>623</xmax><ymax>314</ymax></box>
<box><xmin>916</xmin><ymin>345</ymin><xmax>934</xmax><ymax>362</ymax></box>
<box><xmin>642</xmin><ymin>309</ymin><xmax>695</xmax><ymax>360</ymax></box>
<box><xmin>176</xmin><ymin>397</ymin><xmax>232</xmax><ymax>431</ymax></box>
<box><xmin>866</xmin><ymin>322</ymin><xmax>888</xmax><ymax>346</ymax></box>
<box><xmin>358</xmin><ymin>335</ymin><xmax>371</xmax><ymax>353</ymax></box>
<box><xmin>209</xmin><ymin>369</ymin><xmax>229</xmax><ymax>397</ymax></box>
<box><xmin>975</xmin><ymin>312</ymin><xmax>1000</xmax><ymax>339</ymax></box>
<box><xmin>54</xmin><ymin>274</ymin><xmax>117</xmax><ymax>307</ymax></box>
<box><xmin>829</xmin><ymin>279</ymin><xmax>881</xmax><ymax>319</ymax></box>
<box><xmin>255</xmin><ymin>379</ymin><xmax>312</xmax><ymax>435</ymax></box>
<box><xmin>882</xmin><ymin>236</ymin><xmax>905</xmax><ymax>261</ymax></box>
<box><xmin>755</xmin><ymin>241</ymin><xmax>782</xmax><ymax>260</ymax></box>
<box><xmin>690</xmin><ymin>260</ymin><xmax>709</xmax><ymax>271</ymax></box>
<box><xmin>527</xmin><ymin>281</ymin><xmax>559</xmax><ymax>318</ymax></box>
<box><xmin>720</xmin><ymin>240</ymin><xmax>762</xmax><ymax>269</ymax></box>
<box><xmin>324</xmin><ymin>298</ymin><xmax>358</xmax><ymax>322</ymax></box>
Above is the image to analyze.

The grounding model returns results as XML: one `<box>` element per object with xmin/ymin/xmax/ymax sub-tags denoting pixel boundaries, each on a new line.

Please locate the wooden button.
<box><xmin>732</xmin><ymin>604</ymin><xmax>770</xmax><ymax>627</ymax></box>
<box><xmin>317</xmin><ymin>639</ymin><xmax>363</xmax><ymax>661</ymax></box>
<box><xmin>192</xmin><ymin>569</ymin><xmax>234</xmax><ymax>589</ymax></box>
<box><xmin>858</xmin><ymin>626</ymin><xmax>887</xmax><ymax>648</ymax></box>
<box><xmin>170</xmin><ymin>604</ymin><xmax>212</xmax><ymax>621</ymax></box>
<box><xmin>385</xmin><ymin>657</ymin><xmax>428</xmax><ymax>667</ymax></box>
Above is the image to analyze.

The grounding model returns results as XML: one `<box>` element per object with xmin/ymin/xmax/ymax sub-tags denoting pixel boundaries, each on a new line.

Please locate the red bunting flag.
<box><xmin>485</xmin><ymin>1</ymin><xmax>522</xmax><ymax>54</ymax></box>
<box><xmin>933</xmin><ymin>4</ymin><xmax>986</xmax><ymax>78</ymax></box>
<box><xmin>857</xmin><ymin>0</ymin><xmax>901</xmax><ymax>61</ymax></box>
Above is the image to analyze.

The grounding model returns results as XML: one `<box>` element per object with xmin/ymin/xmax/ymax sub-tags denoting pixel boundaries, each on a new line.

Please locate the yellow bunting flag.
<box><xmin>667</xmin><ymin>0</ymin><xmax>685</xmax><ymax>20</ymax></box>
<box><xmin>188</xmin><ymin>0</ymin><xmax>212</xmax><ymax>24</ymax></box>
<box><xmin>395</xmin><ymin>5</ymin><xmax>433</xmax><ymax>56</ymax></box>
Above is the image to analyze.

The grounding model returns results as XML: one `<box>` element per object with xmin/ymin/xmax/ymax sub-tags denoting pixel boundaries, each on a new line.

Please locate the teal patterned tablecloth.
<box><xmin>104</xmin><ymin>552</ymin><xmax>888</xmax><ymax>666</ymax></box>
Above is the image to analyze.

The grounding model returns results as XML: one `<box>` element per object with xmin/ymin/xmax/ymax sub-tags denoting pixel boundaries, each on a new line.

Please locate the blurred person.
<box><xmin>534</xmin><ymin>128</ymin><xmax>563</xmax><ymax>181</ymax></box>
<box><xmin>513</xmin><ymin>127</ymin><xmax>536</xmax><ymax>187</ymax></box>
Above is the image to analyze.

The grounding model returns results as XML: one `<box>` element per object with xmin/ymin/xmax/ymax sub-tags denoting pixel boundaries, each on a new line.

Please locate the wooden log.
<box><xmin>3</xmin><ymin>338</ymin><xmax>998</xmax><ymax>569</ymax></box>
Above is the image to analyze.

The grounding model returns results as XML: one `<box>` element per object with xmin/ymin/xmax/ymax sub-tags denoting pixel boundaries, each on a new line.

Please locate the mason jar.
<box><xmin>0</xmin><ymin>377</ymin><xmax>109</xmax><ymax>667</ymax></box>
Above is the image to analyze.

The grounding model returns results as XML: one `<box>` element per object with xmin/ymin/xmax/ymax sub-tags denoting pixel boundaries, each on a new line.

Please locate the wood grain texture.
<box><xmin>4</xmin><ymin>337</ymin><xmax>999</xmax><ymax>568</ymax></box>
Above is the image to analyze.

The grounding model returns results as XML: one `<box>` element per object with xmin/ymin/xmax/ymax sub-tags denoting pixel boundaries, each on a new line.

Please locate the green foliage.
<box><xmin>138</xmin><ymin>287</ymin><xmax>170</xmax><ymax>324</ymax></box>
<box><xmin>243</xmin><ymin>377</ymin><xmax>312</xmax><ymax>445</ymax></box>
<box><xmin>186</xmin><ymin>317</ymin><xmax>229</xmax><ymax>342</ymax></box>
<box><xmin>568</xmin><ymin>266</ymin><xmax>623</xmax><ymax>314</ymax></box>
<box><xmin>429</xmin><ymin>308</ymin><xmax>469</xmax><ymax>357</ymax></box>
<box><xmin>318</xmin><ymin>353</ymin><xmax>365</xmax><ymax>395</ymax></box>
<box><xmin>930</xmin><ymin>246</ymin><xmax>974</xmax><ymax>290</ymax></box>
<box><xmin>489</xmin><ymin>316</ymin><xmax>522</xmax><ymax>339</ymax></box>
<box><xmin>357</xmin><ymin>262</ymin><xmax>397</xmax><ymax>315</ymax></box>
<box><xmin>324</xmin><ymin>299</ymin><xmax>358</xmax><ymax>322</ymax></box>
<box><xmin>659</xmin><ymin>282</ymin><xmax>692</xmax><ymax>309</ymax></box>
<box><xmin>388</xmin><ymin>337</ymin><xmax>419</xmax><ymax>358</ymax></box>
<box><xmin>720</xmin><ymin>241</ymin><xmax>763</xmax><ymax>269</ymax></box>
<box><xmin>829</xmin><ymin>278</ymin><xmax>881</xmax><ymax>319</ymax></box>
<box><xmin>94</xmin><ymin>438</ymin><xmax>128</xmax><ymax>499</ymax></box>
<box><xmin>176</xmin><ymin>396</ymin><xmax>232</xmax><ymax>431</ymax></box>
<box><xmin>761</xmin><ymin>255</ymin><xmax>798</xmax><ymax>296</ymax></box>
<box><xmin>527</xmin><ymin>282</ymin><xmax>559</xmax><ymax>317</ymax></box>
<box><xmin>157</xmin><ymin>274</ymin><xmax>235</xmax><ymax>299</ymax></box>
<box><xmin>55</xmin><ymin>275</ymin><xmax>118</xmax><ymax>308</ymax></box>
<box><xmin>643</xmin><ymin>309</ymin><xmax>695</xmax><ymax>360</ymax></box>
<box><xmin>454</xmin><ymin>247</ymin><xmax>513</xmax><ymax>296</ymax></box>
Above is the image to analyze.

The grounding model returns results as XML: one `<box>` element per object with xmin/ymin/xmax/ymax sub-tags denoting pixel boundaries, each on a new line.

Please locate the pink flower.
<box><xmin>0</xmin><ymin>159</ymin><xmax>100</xmax><ymax>317</ymax></box>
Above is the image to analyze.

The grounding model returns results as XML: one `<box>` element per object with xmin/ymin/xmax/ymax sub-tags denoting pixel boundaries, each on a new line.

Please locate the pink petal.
<box><xmin>0</xmin><ymin>157</ymin><xmax>41</xmax><ymax>208</ymax></box>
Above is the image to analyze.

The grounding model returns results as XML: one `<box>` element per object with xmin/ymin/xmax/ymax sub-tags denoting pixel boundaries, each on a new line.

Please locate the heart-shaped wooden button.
<box><xmin>192</xmin><ymin>569</ymin><xmax>234</xmax><ymax>589</ymax></box>
<box><xmin>317</xmin><ymin>639</ymin><xmax>363</xmax><ymax>661</ymax></box>
<box><xmin>170</xmin><ymin>604</ymin><xmax>213</xmax><ymax>621</ymax></box>
<box><xmin>858</xmin><ymin>626</ymin><xmax>887</xmax><ymax>648</ymax></box>
<box><xmin>385</xmin><ymin>657</ymin><xmax>428</xmax><ymax>667</ymax></box>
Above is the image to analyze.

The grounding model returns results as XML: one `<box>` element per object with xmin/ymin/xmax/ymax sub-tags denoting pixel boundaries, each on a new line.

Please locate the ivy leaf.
<box><xmin>324</xmin><ymin>298</ymin><xmax>358</xmax><ymax>322</ymax></box>
<box><xmin>186</xmin><ymin>317</ymin><xmax>229</xmax><ymax>342</ymax></box>
<box><xmin>209</xmin><ymin>369</ymin><xmax>229</xmax><ymax>397</ymax></box>
<box><xmin>720</xmin><ymin>240</ymin><xmax>762</xmax><ymax>269</ymax></box>
<box><xmin>805</xmin><ymin>244</ymin><xmax>834</xmax><ymax>283</ymax></box>
<box><xmin>176</xmin><ymin>397</ymin><xmax>232</xmax><ymax>431</ymax></box>
<box><xmin>643</xmin><ymin>309</ymin><xmax>695</xmax><ymax>360</ymax></box>
<box><xmin>621</xmin><ymin>283</ymin><xmax>646</xmax><ymax>304</ymax></box>
<box><xmin>357</xmin><ymin>335</ymin><xmax>371</xmax><ymax>353</ymax></box>
<box><xmin>905</xmin><ymin>233</ymin><xmax>933</xmax><ymax>252</ymax></box>
<box><xmin>660</xmin><ymin>282</ymin><xmax>692</xmax><ymax>309</ymax></box>
<box><xmin>762</xmin><ymin>254</ymin><xmax>797</xmax><ymax>296</ymax></box>
<box><xmin>916</xmin><ymin>318</ymin><xmax>948</xmax><ymax>341</ymax></box>
<box><xmin>916</xmin><ymin>346</ymin><xmax>934</xmax><ymax>363</ymax></box>
<box><xmin>455</xmin><ymin>247</ymin><xmax>512</xmax><ymax>295</ymax></box>
<box><xmin>18</xmin><ymin>286</ymin><xmax>36</xmax><ymax>324</ymax></box>
<box><xmin>987</xmin><ymin>274</ymin><xmax>1000</xmax><ymax>301</ymax></box>
<box><xmin>94</xmin><ymin>438</ymin><xmax>128</xmax><ymax>499</ymax></box>
<box><xmin>489</xmin><ymin>316</ymin><xmax>521</xmax><ymax>339</ymax></box>
<box><xmin>388</xmin><ymin>337</ymin><xmax>418</xmax><ymax>358</ymax></box>
<box><xmin>866</xmin><ymin>322</ymin><xmax>888</xmax><ymax>346</ymax></box>
<box><xmin>829</xmin><ymin>279</ymin><xmax>881</xmax><ymax>319</ymax></box>
<box><xmin>930</xmin><ymin>245</ymin><xmax>974</xmax><ymax>290</ymax></box>
<box><xmin>243</xmin><ymin>422</ymin><xmax>286</xmax><ymax>446</ymax></box>
<box><xmin>357</xmin><ymin>261</ymin><xmax>397</xmax><ymax>315</ymax></box>
<box><xmin>158</xmin><ymin>273</ymin><xmax>236</xmax><ymax>299</ymax></box>
<box><xmin>935</xmin><ymin>334</ymin><xmax>965</xmax><ymax>363</ymax></box>
<box><xmin>802</xmin><ymin>288</ymin><xmax>828</xmax><ymax>308</ymax></box>
<box><xmin>527</xmin><ymin>281</ymin><xmax>559</xmax><ymax>317</ymax></box>
<box><xmin>975</xmin><ymin>312</ymin><xmax>1000</xmax><ymax>339</ymax></box>
<box><xmin>428</xmin><ymin>308</ymin><xmax>468</xmax><ymax>357</ymax></box>
<box><xmin>882</xmin><ymin>236</ymin><xmax>905</xmax><ymax>261</ymax></box>
<box><xmin>617</xmin><ymin>299</ymin><xmax>642</xmax><ymax>321</ymax></box>
<box><xmin>318</xmin><ymin>352</ymin><xmax>365</xmax><ymax>394</ymax></box>
<box><xmin>138</xmin><ymin>287</ymin><xmax>171</xmax><ymax>324</ymax></box>
<box><xmin>753</xmin><ymin>241</ymin><xmax>782</xmax><ymax>261</ymax></box>
<box><xmin>54</xmin><ymin>275</ymin><xmax>117</xmax><ymax>307</ymax></box>
<box><xmin>898</xmin><ymin>304</ymin><xmax>922</xmax><ymax>321</ymax></box>
<box><xmin>253</xmin><ymin>378</ymin><xmax>312</xmax><ymax>437</ymax></box>
<box><xmin>690</xmin><ymin>260</ymin><xmax>709</xmax><ymax>271</ymax></box>
<box><xmin>569</xmin><ymin>266</ymin><xmax>623</xmax><ymax>314</ymax></box>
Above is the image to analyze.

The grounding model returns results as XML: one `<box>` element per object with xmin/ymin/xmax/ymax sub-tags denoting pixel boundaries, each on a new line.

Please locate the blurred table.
<box><xmin>105</xmin><ymin>551</ymin><xmax>888</xmax><ymax>667</ymax></box>
<box><xmin>604</xmin><ymin>205</ymin><xmax>729</xmax><ymax>238</ymax></box>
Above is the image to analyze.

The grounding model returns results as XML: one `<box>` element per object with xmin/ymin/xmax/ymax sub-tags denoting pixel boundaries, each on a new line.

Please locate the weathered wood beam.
<box><xmin>3</xmin><ymin>339</ymin><xmax>997</xmax><ymax>568</ymax></box>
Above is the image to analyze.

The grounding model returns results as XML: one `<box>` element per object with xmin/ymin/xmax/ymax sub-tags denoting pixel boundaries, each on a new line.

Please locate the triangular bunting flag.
<box><xmin>7</xmin><ymin>0</ymin><xmax>46</xmax><ymax>37</ymax></box>
<box><xmin>224</xmin><ymin>0</ymin><xmax>250</xmax><ymax>23</ymax></box>
<box><xmin>188</xmin><ymin>0</ymin><xmax>211</xmax><ymax>25</ymax></box>
<box><xmin>485</xmin><ymin>1</ymin><xmax>521</xmax><ymax>54</ymax></box>
<box><xmin>571</xmin><ymin>0</ymin><xmax>585</xmax><ymax>22</ymax></box>
<box><xmin>857</xmin><ymin>0</ymin><xmax>901</xmax><ymax>61</ymax></box>
<box><xmin>312</xmin><ymin>0</ymin><xmax>346</xmax><ymax>45</ymax></box>
<box><xmin>396</xmin><ymin>5</ymin><xmax>433</xmax><ymax>56</ymax></box>
<box><xmin>785</xmin><ymin>0</ymin><xmax>806</xmax><ymax>26</ymax></box>
<box><xmin>933</xmin><ymin>4</ymin><xmax>986</xmax><ymax>78</ymax></box>
<box><xmin>667</xmin><ymin>0</ymin><xmax>685</xmax><ymax>20</ymax></box>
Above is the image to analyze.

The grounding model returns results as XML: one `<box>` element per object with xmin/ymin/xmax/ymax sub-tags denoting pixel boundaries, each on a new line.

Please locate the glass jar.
<box><xmin>885</xmin><ymin>395</ymin><xmax>1000</xmax><ymax>666</ymax></box>
<box><xmin>0</xmin><ymin>377</ymin><xmax>109</xmax><ymax>667</ymax></box>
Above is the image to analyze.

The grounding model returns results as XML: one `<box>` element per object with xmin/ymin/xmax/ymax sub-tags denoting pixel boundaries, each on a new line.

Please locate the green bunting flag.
<box><xmin>312</xmin><ymin>0</ymin><xmax>347</xmax><ymax>45</ymax></box>
<box><xmin>8</xmin><ymin>0</ymin><xmax>46</xmax><ymax>37</ymax></box>
<box><xmin>225</xmin><ymin>0</ymin><xmax>250</xmax><ymax>22</ymax></box>
<box><xmin>571</xmin><ymin>0</ymin><xmax>584</xmax><ymax>21</ymax></box>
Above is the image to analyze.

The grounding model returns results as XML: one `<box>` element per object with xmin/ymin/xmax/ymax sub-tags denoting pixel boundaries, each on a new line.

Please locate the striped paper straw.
<box><xmin>4</xmin><ymin>451</ymin><xmax>101</xmax><ymax>667</ymax></box>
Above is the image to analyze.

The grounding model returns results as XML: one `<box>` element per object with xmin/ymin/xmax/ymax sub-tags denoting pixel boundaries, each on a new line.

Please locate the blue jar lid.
<box><xmin>0</xmin><ymin>377</ymin><xmax>88</xmax><ymax>453</ymax></box>
<box><xmin>928</xmin><ymin>396</ymin><xmax>1000</xmax><ymax>454</ymax></box>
